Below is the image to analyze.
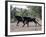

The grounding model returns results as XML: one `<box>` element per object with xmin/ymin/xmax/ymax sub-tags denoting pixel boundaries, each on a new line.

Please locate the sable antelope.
<box><xmin>15</xmin><ymin>16</ymin><xmax>41</xmax><ymax>27</ymax></box>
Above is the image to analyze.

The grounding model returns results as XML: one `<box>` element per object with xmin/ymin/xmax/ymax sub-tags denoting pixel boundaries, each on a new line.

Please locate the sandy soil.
<box><xmin>10</xmin><ymin>20</ymin><xmax>42</xmax><ymax>32</ymax></box>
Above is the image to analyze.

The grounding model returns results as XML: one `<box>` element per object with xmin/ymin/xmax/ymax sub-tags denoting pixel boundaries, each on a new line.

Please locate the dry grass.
<box><xmin>10</xmin><ymin>20</ymin><xmax>42</xmax><ymax>32</ymax></box>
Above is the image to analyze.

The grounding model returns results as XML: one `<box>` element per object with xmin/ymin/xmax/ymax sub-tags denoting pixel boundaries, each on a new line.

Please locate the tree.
<box><xmin>27</xmin><ymin>6</ymin><xmax>42</xmax><ymax>19</ymax></box>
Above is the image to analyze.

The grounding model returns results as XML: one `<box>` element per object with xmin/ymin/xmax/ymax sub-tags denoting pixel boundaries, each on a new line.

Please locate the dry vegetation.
<box><xmin>10</xmin><ymin>20</ymin><xmax>42</xmax><ymax>32</ymax></box>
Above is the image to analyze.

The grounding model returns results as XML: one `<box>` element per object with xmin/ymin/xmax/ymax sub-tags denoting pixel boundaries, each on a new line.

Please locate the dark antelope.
<box><xmin>15</xmin><ymin>16</ymin><xmax>41</xmax><ymax>27</ymax></box>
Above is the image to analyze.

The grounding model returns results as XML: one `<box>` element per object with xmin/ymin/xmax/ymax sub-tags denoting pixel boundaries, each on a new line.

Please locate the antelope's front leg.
<box><xmin>16</xmin><ymin>21</ymin><xmax>19</xmax><ymax>26</ymax></box>
<box><xmin>22</xmin><ymin>21</ymin><xmax>26</xmax><ymax>27</ymax></box>
<box><xmin>34</xmin><ymin>21</ymin><xmax>37</xmax><ymax>27</ymax></box>
<box><xmin>26</xmin><ymin>21</ymin><xmax>29</xmax><ymax>27</ymax></box>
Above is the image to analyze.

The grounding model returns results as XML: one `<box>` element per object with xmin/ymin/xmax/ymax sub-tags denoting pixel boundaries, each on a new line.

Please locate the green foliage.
<box><xmin>27</xmin><ymin>6</ymin><xmax>42</xmax><ymax>19</ymax></box>
<box><xmin>10</xmin><ymin>5</ymin><xmax>42</xmax><ymax>21</ymax></box>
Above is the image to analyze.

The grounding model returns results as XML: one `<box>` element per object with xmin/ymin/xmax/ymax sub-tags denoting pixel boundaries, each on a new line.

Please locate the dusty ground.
<box><xmin>10</xmin><ymin>20</ymin><xmax>42</xmax><ymax>32</ymax></box>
